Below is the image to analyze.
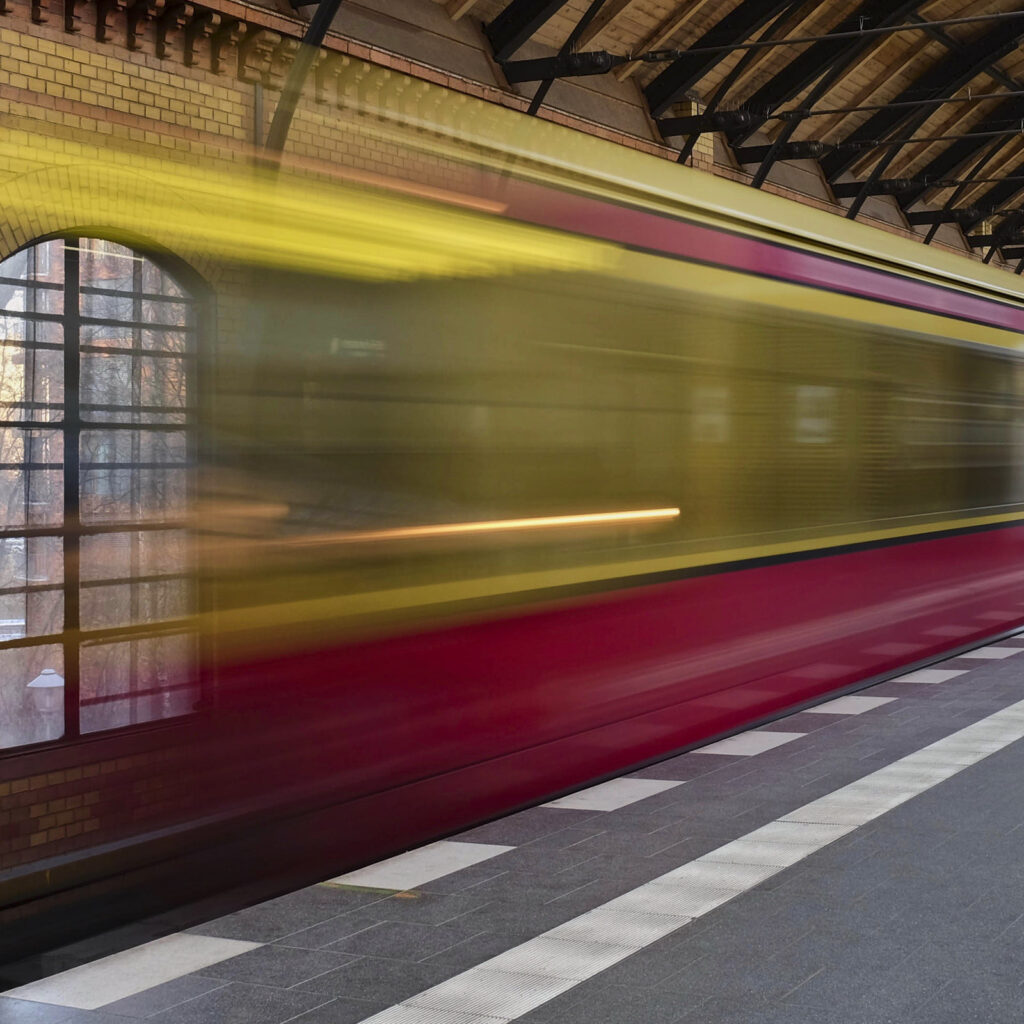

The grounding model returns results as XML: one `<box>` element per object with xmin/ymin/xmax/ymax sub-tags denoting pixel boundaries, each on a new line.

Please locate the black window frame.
<box><xmin>0</xmin><ymin>234</ymin><xmax>208</xmax><ymax>756</ymax></box>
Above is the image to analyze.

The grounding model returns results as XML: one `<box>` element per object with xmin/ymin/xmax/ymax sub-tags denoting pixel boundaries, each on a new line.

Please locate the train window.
<box><xmin>793</xmin><ymin>385</ymin><xmax>837</xmax><ymax>445</ymax></box>
<box><xmin>0</xmin><ymin>237</ymin><xmax>199</xmax><ymax>751</ymax></box>
<box><xmin>692</xmin><ymin>386</ymin><xmax>730</xmax><ymax>444</ymax></box>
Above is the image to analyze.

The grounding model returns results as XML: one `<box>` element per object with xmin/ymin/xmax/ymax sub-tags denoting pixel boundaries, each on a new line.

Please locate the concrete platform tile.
<box><xmin>327</xmin><ymin>842</ymin><xmax>513</xmax><ymax>893</ymax></box>
<box><xmin>803</xmin><ymin>696</ymin><xmax>895</xmax><ymax>715</ymax></box>
<box><xmin>4</xmin><ymin>935</ymin><xmax>261</xmax><ymax>1011</ymax></box>
<box><xmin>891</xmin><ymin>668</ymin><xmax>968</xmax><ymax>684</ymax></box>
<box><xmin>142</xmin><ymin>982</ymin><xmax>332</xmax><ymax>1024</ymax></box>
<box><xmin>355</xmin><ymin>1007</ymin><xmax>511</xmax><ymax>1024</ymax></box>
<box><xmin>697</xmin><ymin>732</ymin><xmax>806</xmax><ymax>757</ymax></box>
<box><xmin>484</xmin><ymin>935</ymin><xmax>636</xmax><ymax>981</ymax></box>
<box><xmin>545</xmin><ymin>908</ymin><xmax>687</xmax><ymax>949</ymax></box>
<box><xmin>405</xmin><ymin>966</ymin><xmax>577</xmax><ymax>1019</ymax></box>
<box><xmin>958</xmin><ymin>646</ymin><xmax>1024</xmax><ymax>660</ymax></box>
<box><xmin>543</xmin><ymin>778</ymin><xmax>683</xmax><ymax>812</ymax></box>
<box><xmin>0</xmin><ymin>997</ymin><xmax>82</xmax><ymax>1023</ymax></box>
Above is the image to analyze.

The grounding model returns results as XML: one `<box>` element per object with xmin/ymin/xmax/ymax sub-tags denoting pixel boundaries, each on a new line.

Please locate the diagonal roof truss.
<box><xmin>458</xmin><ymin>0</ymin><xmax>1024</xmax><ymax>269</ymax></box>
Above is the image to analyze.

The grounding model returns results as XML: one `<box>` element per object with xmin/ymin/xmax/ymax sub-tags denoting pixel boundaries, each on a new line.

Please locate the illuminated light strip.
<box><xmin>275</xmin><ymin>507</ymin><xmax>681</xmax><ymax>547</ymax></box>
<box><xmin>202</xmin><ymin>507</ymin><xmax>1024</xmax><ymax>650</ymax></box>
<box><xmin>61</xmin><ymin>245</ymin><xmax>145</xmax><ymax>262</ymax></box>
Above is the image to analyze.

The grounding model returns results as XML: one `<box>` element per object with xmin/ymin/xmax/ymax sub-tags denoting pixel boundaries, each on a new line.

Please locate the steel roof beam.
<box><xmin>823</xmin><ymin>15</ymin><xmax>1024</xmax><ymax>182</ymax></box>
<box><xmin>486</xmin><ymin>0</ymin><xmax>570</xmax><ymax>62</ymax></box>
<box><xmin>645</xmin><ymin>0</ymin><xmax>794</xmax><ymax>118</ymax></box>
<box><xmin>963</xmin><ymin>173</ymin><xmax>1024</xmax><ymax>232</ymax></box>
<box><xmin>906</xmin><ymin>209</ymin><xmax>980</xmax><ymax>225</ymax></box>
<box><xmin>728</xmin><ymin>0</ymin><xmax>924</xmax><ymax>147</ymax></box>
<box><xmin>898</xmin><ymin>100</ymin><xmax>1024</xmax><ymax>208</ymax></box>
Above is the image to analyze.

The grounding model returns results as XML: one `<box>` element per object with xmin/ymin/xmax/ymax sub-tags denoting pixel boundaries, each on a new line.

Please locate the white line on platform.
<box><xmin>327</xmin><ymin>840</ymin><xmax>514</xmax><ymax>892</ymax></box>
<box><xmin>4</xmin><ymin>934</ymin><xmax>260</xmax><ymax>1010</ymax></box>
<box><xmin>957</xmin><ymin>646</ymin><xmax>1024</xmax><ymax>660</ymax></box>
<box><xmin>695</xmin><ymin>730</ymin><xmax>805</xmax><ymax>756</ymax></box>
<box><xmin>804</xmin><ymin>695</ymin><xmax>895</xmax><ymax>715</ymax></box>
<box><xmin>893</xmin><ymin>668</ymin><xmax>968</xmax><ymax>684</ymax></box>
<box><xmin>359</xmin><ymin>699</ymin><xmax>1024</xmax><ymax>1024</ymax></box>
<box><xmin>542</xmin><ymin>778</ymin><xmax>682</xmax><ymax>811</ymax></box>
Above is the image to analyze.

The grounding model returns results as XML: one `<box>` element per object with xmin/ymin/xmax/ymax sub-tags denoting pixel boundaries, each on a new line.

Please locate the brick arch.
<box><xmin>0</xmin><ymin>151</ymin><xmax>225</xmax><ymax>290</ymax></box>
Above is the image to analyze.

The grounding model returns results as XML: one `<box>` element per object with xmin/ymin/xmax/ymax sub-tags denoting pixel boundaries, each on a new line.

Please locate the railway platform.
<box><xmin>4</xmin><ymin>632</ymin><xmax>1024</xmax><ymax>1024</ymax></box>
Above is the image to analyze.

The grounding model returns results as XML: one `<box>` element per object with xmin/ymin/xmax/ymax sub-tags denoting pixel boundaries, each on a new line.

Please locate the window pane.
<box><xmin>141</xmin><ymin>260</ymin><xmax>186</xmax><ymax>298</ymax></box>
<box><xmin>0</xmin><ymin>589</ymin><xmax>62</xmax><ymax>637</ymax></box>
<box><xmin>80</xmin><ymin>467</ymin><xmax>188</xmax><ymax>524</ymax></box>
<box><xmin>81</xmin><ymin>429</ymin><xmax>187</xmax><ymax>466</ymax></box>
<box><xmin>81</xmin><ymin>351</ymin><xmax>132</xmax><ymax>407</ymax></box>
<box><xmin>80</xmin><ymin>529</ymin><xmax>188</xmax><ymax>581</ymax></box>
<box><xmin>141</xmin><ymin>329</ymin><xmax>191</xmax><ymax>354</ymax></box>
<box><xmin>0</xmin><ymin>286</ymin><xmax>63</xmax><ymax>316</ymax></box>
<box><xmin>142</xmin><ymin>298</ymin><xmax>190</xmax><ymax>328</ymax></box>
<box><xmin>0</xmin><ymin>428</ymin><xmax>63</xmax><ymax>465</ymax></box>
<box><xmin>81</xmin><ymin>352</ymin><xmax>189</xmax><ymax>421</ymax></box>
<box><xmin>79</xmin><ymin>324</ymin><xmax>134</xmax><ymax>348</ymax></box>
<box><xmin>0</xmin><ymin>535</ymin><xmax>63</xmax><ymax>588</ymax></box>
<box><xmin>0</xmin><ymin>644</ymin><xmax>64</xmax><ymax>748</ymax></box>
<box><xmin>141</xmin><ymin>357</ymin><xmax>189</xmax><ymax>410</ymax></box>
<box><xmin>81</xmin><ymin>578</ymin><xmax>190</xmax><ymax>630</ymax></box>
<box><xmin>80</xmin><ymin>633</ymin><xmax>195</xmax><ymax>733</ymax></box>
<box><xmin>0</xmin><ymin>468</ymin><xmax>63</xmax><ymax>527</ymax></box>
<box><xmin>81</xmin><ymin>291</ymin><xmax>135</xmax><ymax>321</ymax></box>
<box><xmin>79</xmin><ymin>240</ymin><xmax>140</xmax><ymax>291</ymax></box>
<box><xmin>0</xmin><ymin>341</ymin><xmax>65</xmax><ymax>423</ymax></box>
<box><xmin>0</xmin><ymin>240</ymin><xmax>64</xmax><ymax>286</ymax></box>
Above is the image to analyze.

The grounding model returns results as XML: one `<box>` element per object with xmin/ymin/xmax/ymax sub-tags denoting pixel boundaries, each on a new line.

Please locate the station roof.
<box><xmin>434</xmin><ymin>0</ymin><xmax>1024</xmax><ymax>269</ymax></box>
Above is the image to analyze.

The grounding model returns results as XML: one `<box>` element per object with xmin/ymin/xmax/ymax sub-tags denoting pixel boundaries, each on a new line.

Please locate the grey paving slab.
<box><xmin>99</xmin><ymin>977</ymin><xmax>227</xmax><ymax>1018</ymax></box>
<box><xmin>521</xmin><ymin>978</ymin><xmax>693</xmax><ymax>1024</ymax></box>
<box><xmin>454</xmin><ymin>870</ymin><xmax>594</xmax><ymax>904</ymax></box>
<box><xmin>272</xmin><ymin>911</ymin><xmax>383</xmax><ymax>951</ymax></box>
<box><xmin>457</xmin><ymin>807</ymin><xmax>599</xmax><ymax>845</ymax></box>
<box><xmin>186</xmin><ymin>888</ymin><xmax>382</xmax><ymax>942</ymax></box>
<box><xmin>323</xmin><ymin>921</ymin><xmax>480</xmax><ymax>962</ymax></box>
<box><xmin>280</xmin><ymin>997</ymin><xmax>389</xmax><ymax>1023</ymax></box>
<box><xmin>0</xmin><ymin>998</ymin><xmax>80</xmax><ymax>1023</ymax></box>
<box><xmin>142</xmin><ymin>983</ymin><xmax>331</xmax><ymax>1024</ymax></box>
<box><xmin>194</xmin><ymin>946</ymin><xmax>356</xmax><ymax>988</ymax></box>
<box><xmin>291</xmin><ymin>956</ymin><xmax>454</xmax><ymax>1003</ymax></box>
<box><xmin>47</xmin><ymin>1012</ymin><xmax>146</xmax><ymax>1024</ymax></box>
<box><xmin>366</xmin><ymin>893</ymin><xmax>489</xmax><ymax>926</ymax></box>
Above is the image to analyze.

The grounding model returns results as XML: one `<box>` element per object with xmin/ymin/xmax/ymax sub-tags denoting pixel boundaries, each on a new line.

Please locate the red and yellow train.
<box><xmin>3</xmin><ymin>111</ymin><xmax>1024</xmax><ymax>952</ymax></box>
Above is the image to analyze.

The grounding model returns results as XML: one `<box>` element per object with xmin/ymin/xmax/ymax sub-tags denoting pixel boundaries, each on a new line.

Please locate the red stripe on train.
<box><xmin>216</xmin><ymin>525</ymin><xmax>1024</xmax><ymax>856</ymax></box>
<box><xmin>501</xmin><ymin>182</ymin><xmax>1024</xmax><ymax>334</ymax></box>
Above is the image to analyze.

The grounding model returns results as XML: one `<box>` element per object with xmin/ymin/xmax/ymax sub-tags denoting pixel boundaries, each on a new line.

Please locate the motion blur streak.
<box><xmin>273</xmin><ymin>508</ymin><xmax>682</xmax><ymax>546</ymax></box>
<box><xmin>6</xmin><ymin>83</ymin><xmax>1024</xmax><ymax>958</ymax></box>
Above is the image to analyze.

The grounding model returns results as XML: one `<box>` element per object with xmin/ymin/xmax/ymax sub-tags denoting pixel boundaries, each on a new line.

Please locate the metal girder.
<box><xmin>264</xmin><ymin>0</ymin><xmax>345</xmax><ymax>156</ymax></box>
<box><xmin>728</xmin><ymin>0</ymin><xmax>925</xmax><ymax>147</ymax></box>
<box><xmin>486</xmin><ymin>0</ymin><xmax>570</xmax><ymax>62</ymax></box>
<box><xmin>503</xmin><ymin>50</ymin><xmax>623</xmax><ymax>82</ymax></box>
<box><xmin>963</xmin><ymin>174</ymin><xmax>1024</xmax><ymax>233</ymax></box>
<box><xmin>906</xmin><ymin>208</ymin><xmax>980</xmax><ymax>225</ymax></box>
<box><xmin>823</xmin><ymin>14</ymin><xmax>1024</xmax><ymax>182</ymax></box>
<box><xmin>831</xmin><ymin>178</ymin><xmax>914</xmax><ymax>198</ymax></box>
<box><xmin>967</xmin><ymin>230</ymin><xmax>1024</xmax><ymax>247</ymax></box>
<box><xmin>644</xmin><ymin>0</ymin><xmax>793</xmax><ymax>118</ymax></box>
<box><xmin>900</xmin><ymin>102</ymin><xmax>1024</xmax><ymax>208</ymax></box>
<box><xmin>734</xmin><ymin>140</ymin><xmax>827</xmax><ymax>162</ymax></box>
<box><xmin>527</xmin><ymin>0</ymin><xmax>609</xmax><ymax>115</ymax></box>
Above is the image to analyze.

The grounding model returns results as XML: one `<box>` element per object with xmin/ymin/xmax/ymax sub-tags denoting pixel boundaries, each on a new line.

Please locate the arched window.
<box><xmin>0</xmin><ymin>237</ymin><xmax>198</xmax><ymax>749</ymax></box>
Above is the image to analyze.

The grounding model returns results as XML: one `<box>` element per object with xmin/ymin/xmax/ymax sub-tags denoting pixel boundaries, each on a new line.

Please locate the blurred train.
<box><xmin>4</xmin><ymin>115</ymin><xmax>1024</xmax><ymax>955</ymax></box>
